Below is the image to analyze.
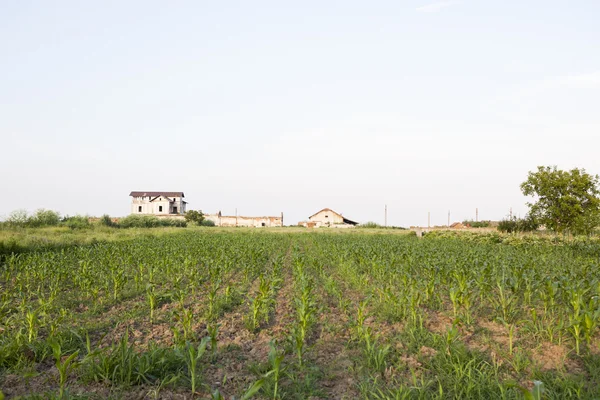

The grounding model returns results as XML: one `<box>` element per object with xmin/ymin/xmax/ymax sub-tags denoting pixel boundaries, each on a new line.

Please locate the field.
<box><xmin>1</xmin><ymin>228</ymin><xmax>600</xmax><ymax>399</ymax></box>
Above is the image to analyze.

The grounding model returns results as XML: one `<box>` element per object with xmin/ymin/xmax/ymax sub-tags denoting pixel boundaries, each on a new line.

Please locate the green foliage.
<box><xmin>462</xmin><ymin>220</ymin><xmax>491</xmax><ymax>228</ymax></box>
<box><xmin>176</xmin><ymin>337</ymin><xmax>210</xmax><ymax>395</ymax></box>
<box><xmin>184</xmin><ymin>210</ymin><xmax>205</xmax><ymax>225</ymax></box>
<box><xmin>6</xmin><ymin>209</ymin><xmax>30</xmax><ymax>226</ymax></box>
<box><xmin>359</xmin><ymin>221</ymin><xmax>383</xmax><ymax>228</ymax></box>
<box><xmin>497</xmin><ymin>215</ymin><xmax>539</xmax><ymax>233</ymax></box>
<box><xmin>357</xmin><ymin>221</ymin><xmax>407</xmax><ymax>229</ymax></box>
<box><xmin>29</xmin><ymin>209</ymin><xmax>61</xmax><ymax>227</ymax></box>
<box><xmin>200</xmin><ymin>218</ymin><xmax>216</xmax><ymax>227</ymax></box>
<box><xmin>62</xmin><ymin>215</ymin><xmax>91</xmax><ymax>230</ymax></box>
<box><xmin>3</xmin><ymin>209</ymin><xmax>61</xmax><ymax>228</ymax></box>
<box><xmin>98</xmin><ymin>214</ymin><xmax>117</xmax><ymax>227</ymax></box>
<box><xmin>118</xmin><ymin>214</ymin><xmax>187</xmax><ymax>228</ymax></box>
<box><xmin>521</xmin><ymin>166</ymin><xmax>600</xmax><ymax>235</ymax></box>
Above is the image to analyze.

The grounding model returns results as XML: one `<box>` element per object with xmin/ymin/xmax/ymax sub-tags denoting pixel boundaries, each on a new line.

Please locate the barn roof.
<box><xmin>129</xmin><ymin>191</ymin><xmax>185</xmax><ymax>198</ymax></box>
<box><xmin>308</xmin><ymin>208</ymin><xmax>340</xmax><ymax>219</ymax></box>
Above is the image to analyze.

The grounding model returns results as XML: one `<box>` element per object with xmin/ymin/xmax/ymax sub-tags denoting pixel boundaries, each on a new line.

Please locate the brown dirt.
<box><xmin>530</xmin><ymin>342</ymin><xmax>580</xmax><ymax>372</ymax></box>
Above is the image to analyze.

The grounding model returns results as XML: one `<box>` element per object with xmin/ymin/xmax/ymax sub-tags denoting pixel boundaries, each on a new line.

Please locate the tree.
<box><xmin>520</xmin><ymin>166</ymin><xmax>600</xmax><ymax>235</ymax></box>
<box><xmin>184</xmin><ymin>210</ymin><xmax>205</xmax><ymax>225</ymax></box>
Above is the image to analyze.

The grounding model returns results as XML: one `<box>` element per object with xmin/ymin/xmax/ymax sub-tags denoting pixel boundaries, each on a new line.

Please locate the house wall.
<box><xmin>205</xmin><ymin>214</ymin><xmax>283</xmax><ymax>227</ymax></box>
<box><xmin>299</xmin><ymin>220</ymin><xmax>355</xmax><ymax>228</ymax></box>
<box><xmin>309</xmin><ymin>210</ymin><xmax>344</xmax><ymax>226</ymax></box>
<box><xmin>130</xmin><ymin>196</ymin><xmax>184</xmax><ymax>215</ymax></box>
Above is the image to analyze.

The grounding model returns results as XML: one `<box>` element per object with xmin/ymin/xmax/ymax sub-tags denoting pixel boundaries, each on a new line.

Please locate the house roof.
<box><xmin>129</xmin><ymin>191</ymin><xmax>184</xmax><ymax>198</ymax></box>
<box><xmin>308</xmin><ymin>208</ymin><xmax>359</xmax><ymax>225</ymax></box>
<box><xmin>308</xmin><ymin>208</ymin><xmax>341</xmax><ymax>219</ymax></box>
<box><xmin>149</xmin><ymin>195</ymin><xmax>174</xmax><ymax>203</ymax></box>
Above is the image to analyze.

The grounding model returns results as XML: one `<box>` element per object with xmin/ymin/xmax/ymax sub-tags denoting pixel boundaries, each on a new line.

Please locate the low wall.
<box><xmin>205</xmin><ymin>214</ymin><xmax>283</xmax><ymax>227</ymax></box>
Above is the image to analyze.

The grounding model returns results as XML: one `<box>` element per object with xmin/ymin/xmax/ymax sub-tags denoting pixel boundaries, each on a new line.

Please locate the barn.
<box><xmin>300</xmin><ymin>208</ymin><xmax>358</xmax><ymax>228</ymax></box>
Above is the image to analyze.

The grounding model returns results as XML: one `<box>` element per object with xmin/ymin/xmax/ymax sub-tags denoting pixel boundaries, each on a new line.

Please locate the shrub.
<box><xmin>99</xmin><ymin>214</ymin><xmax>117</xmax><ymax>227</ymax></box>
<box><xmin>118</xmin><ymin>215</ymin><xmax>160</xmax><ymax>228</ymax></box>
<box><xmin>160</xmin><ymin>218</ymin><xmax>187</xmax><ymax>228</ymax></box>
<box><xmin>184</xmin><ymin>210</ymin><xmax>205</xmax><ymax>225</ymax></box>
<box><xmin>4</xmin><ymin>209</ymin><xmax>62</xmax><ymax>228</ymax></box>
<box><xmin>357</xmin><ymin>222</ymin><xmax>407</xmax><ymax>230</ymax></box>
<box><xmin>462</xmin><ymin>220</ymin><xmax>491</xmax><ymax>228</ymax></box>
<box><xmin>358</xmin><ymin>222</ymin><xmax>382</xmax><ymax>229</ymax></box>
<box><xmin>497</xmin><ymin>216</ymin><xmax>539</xmax><ymax>233</ymax></box>
<box><xmin>6</xmin><ymin>209</ymin><xmax>29</xmax><ymax>227</ymax></box>
<box><xmin>200</xmin><ymin>219</ymin><xmax>215</xmax><ymax>227</ymax></box>
<box><xmin>62</xmin><ymin>215</ymin><xmax>91</xmax><ymax>229</ymax></box>
<box><xmin>118</xmin><ymin>215</ymin><xmax>187</xmax><ymax>228</ymax></box>
<box><xmin>28</xmin><ymin>209</ymin><xmax>61</xmax><ymax>227</ymax></box>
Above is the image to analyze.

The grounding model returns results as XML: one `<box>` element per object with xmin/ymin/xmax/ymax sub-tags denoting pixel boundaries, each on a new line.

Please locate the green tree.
<box><xmin>184</xmin><ymin>210</ymin><xmax>205</xmax><ymax>225</ymax></box>
<box><xmin>520</xmin><ymin>166</ymin><xmax>600</xmax><ymax>235</ymax></box>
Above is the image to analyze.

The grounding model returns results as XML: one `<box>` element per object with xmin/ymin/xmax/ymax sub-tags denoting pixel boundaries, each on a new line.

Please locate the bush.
<box><xmin>62</xmin><ymin>215</ymin><xmax>91</xmax><ymax>229</ymax></box>
<box><xmin>184</xmin><ymin>210</ymin><xmax>205</xmax><ymax>225</ymax></box>
<box><xmin>498</xmin><ymin>216</ymin><xmax>539</xmax><ymax>233</ymax></box>
<box><xmin>28</xmin><ymin>209</ymin><xmax>61</xmax><ymax>227</ymax></box>
<box><xmin>118</xmin><ymin>215</ymin><xmax>187</xmax><ymax>228</ymax></box>
<box><xmin>462</xmin><ymin>220</ymin><xmax>491</xmax><ymax>228</ymax></box>
<box><xmin>162</xmin><ymin>218</ymin><xmax>187</xmax><ymax>228</ymax></box>
<box><xmin>357</xmin><ymin>221</ymin><xmax>382</xmax><ymax>229</ymax></box>
<box><xmin>357</xmin><ymin>222</ymin><xmax>407</xmax><ymax>229</ymax></box>
<box><xmin>200</xmin><ymin>219</ymin><xmax>215</xmax><ymax>227</ymax></box>
<box><xmin>5</xmin><ymin>209</ymin><xmax>29</xmax><ymax>227</ymax></box>
<box><xmin>3</xmin><ymin>209</ymin><xmax>62</xmax><ymax>228</ymax></box>
<box><xmin>99</xmin><ymin>214</ymin><xmax>117</xmax><ymax>227</ymax></box>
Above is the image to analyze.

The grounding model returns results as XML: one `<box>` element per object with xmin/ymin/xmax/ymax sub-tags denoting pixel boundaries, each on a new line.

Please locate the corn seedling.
<box><xmin>177</xmin><ymin>337</ymin><xmax>210</xmax><ymax>396</ymax></box>
<box><xmin>50</xmin><ymin>341</ymin><xmax>79</xmax><ymax>399</ymax></box>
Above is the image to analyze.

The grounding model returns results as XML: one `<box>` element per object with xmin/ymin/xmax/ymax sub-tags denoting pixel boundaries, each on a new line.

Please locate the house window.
<box><xmin>261</xmin><ymin>222</ymin><xmax>266</xmax><ymax>227</ymax></box>
<box><xmin>173</xmin><ymin>206</ymin><xmax>178</xmax><ymax>214</ymax></box>
<box><xmin>138</xmin><ymin>206</ymin><xmax>142</xmax><ymax>212</ymax></box>
<box><xmin>159</xmin><ymin>206</ymin><xmax>163</xmax><ymax>212</ymax></box>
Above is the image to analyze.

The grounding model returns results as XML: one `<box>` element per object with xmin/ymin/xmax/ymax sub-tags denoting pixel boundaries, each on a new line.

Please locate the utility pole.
<box><xmin>476</xmin><ymin>208</ymin><xmax>479</xmax><ymax>222</ymax></box>
<box><xmin>510</xmin><ymin>207</ymin><xmax>513</xmax><ymax>219</ymax></box>
<box><xmin>384</xmin><ymin>204</ymin><xmax>387</xmax><ymax>227</ymax></box>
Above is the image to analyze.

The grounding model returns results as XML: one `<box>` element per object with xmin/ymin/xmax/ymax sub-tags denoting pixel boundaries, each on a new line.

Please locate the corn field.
<box><xmin>1</xmin><ymin>230</ymin><xmax>599</xmax><ymax>399</ymax></box>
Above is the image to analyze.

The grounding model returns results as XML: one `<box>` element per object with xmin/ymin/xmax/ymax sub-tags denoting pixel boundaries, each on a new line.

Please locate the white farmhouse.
<box><xmin>129</xmin><ymin>191</ymin><xmax>187</xmax><ymax>215</ymax></box>
<box><xmin>300</xmin><ymin>208</ymin><xmax>358</xmax><ymax>228</ymax></box>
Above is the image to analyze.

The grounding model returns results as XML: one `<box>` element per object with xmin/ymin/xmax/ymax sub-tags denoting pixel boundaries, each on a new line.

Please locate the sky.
<box><xmin>1</xmin><ymin>0</ymin><xmax>599</xmax><ymax>227</ymax></box>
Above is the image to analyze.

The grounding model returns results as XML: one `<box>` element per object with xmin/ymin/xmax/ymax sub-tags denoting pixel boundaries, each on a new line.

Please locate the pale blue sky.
<box><xmin>1</xmin><ymin>1</ymin><xmax>599</xmax><ymax>226</ymax></box>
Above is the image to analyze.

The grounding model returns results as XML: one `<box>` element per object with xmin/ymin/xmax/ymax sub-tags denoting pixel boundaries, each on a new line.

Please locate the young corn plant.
<box><xmin>173</xmin><ymin>306</ymin><xmax>194</xmax><ymax>343</ymax></box>
<box><xmin>50</xmin><ymin>341</ymin><xmax>79</xmax><ymax>399</ymax></box>
<box><xmin>146</xmin><ymin>283</ymin><xmax>157</xmax><ymax>324</ymax></box>
<box><xmin>207</xmin><ymin>322</ymin><xmax>220</xmax><ymax>361</ymax></box>
<box><xmin>109</xmin><ymin>264</ymin><xmax>126</xmax><ymax>301</ymax></box>
<box><xmin>24</xmin><ymin>307</ymin><xmax>41</xmax><ymax>343</ymax></box>
<box><xmin>248</xmin><ymin>293</ymin><xmax>264</xmax><ymax>332</ymax></box>
<box><xmin>570</xmin><ymin>317</ymin><xmax>583</xmax><ymax>356</ymax></box>
<box><xmin>207</xmin><ymin>279</ymin><xmax>221</xmax><ymax>321</ymax></box>
<box><xmin>292</xmin><ymin>279</ymin><xmax>316</xmax><ymax>366</ymax></box>
<box><xmin>177</xmin><ymin>337</ymin><xmax>210</xmax><ymax>397</ymax></box>
<box><xmin>264</xmin><ymin>341</ymin><xmax>286</xmax><ymax>400</ymax></box>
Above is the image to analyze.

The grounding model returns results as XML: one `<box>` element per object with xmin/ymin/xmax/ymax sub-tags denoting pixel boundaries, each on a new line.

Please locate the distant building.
<box><xmin>299</xmin><ymin>208</ymin><xmax>358</xmax><ymax>228</ymax></box>
<box><xmin>129</xmin><ymin>191</ymin><xmax>187</xmax><ymax>215</ymax></box>
<box><xmin>204</xmin><ymin>211</ymin><xmax>283</xmax><ymax>227</ymax></box>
